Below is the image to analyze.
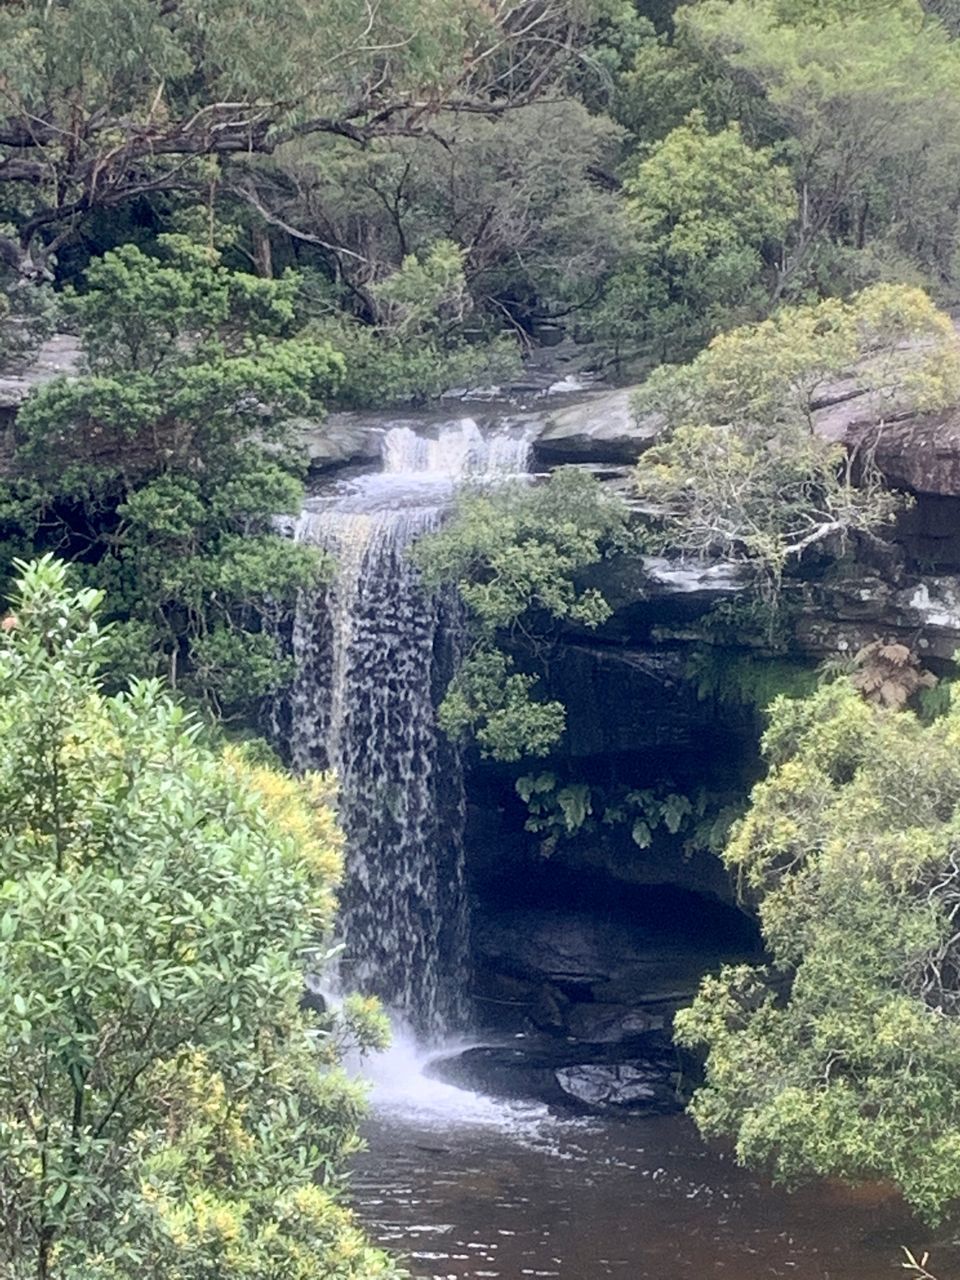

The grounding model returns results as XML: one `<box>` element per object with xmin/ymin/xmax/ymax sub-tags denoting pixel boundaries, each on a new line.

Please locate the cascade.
<box><xmin>287</xmin><ymin>418</ymin><xmax>531</xmax><ymax>1039</ymax></box>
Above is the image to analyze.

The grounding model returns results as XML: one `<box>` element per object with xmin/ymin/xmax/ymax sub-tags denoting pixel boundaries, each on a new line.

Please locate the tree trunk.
<box><xmin>252</xmin><ymin>225</ymin><xmax>273</xmax><ymax>279</ymax></box>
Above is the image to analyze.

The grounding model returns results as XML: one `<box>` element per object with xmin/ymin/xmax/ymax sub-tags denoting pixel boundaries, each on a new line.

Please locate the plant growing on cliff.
<box><xmin>676</xmin><ymin>672</ymin><xmax>960</xmax><ymax>1223</ymax></box>
<box><xmin>0</xmin><ymin>557</ymin><xmax>396</xmax><ymax>1280</ymax></box>
<box><xmin>633</xmin><ymin>285</ymin><xmax>960</xmax><ymax>586</ymax></box>
<box><xmin>3</xmin><ymin>235</ymin><xmax>341</xmax><ymax>717</ymax></box>
<box><xmin>414</xmin><ymin>468</ymin><xmax>631</xmax><ymax>761</ymax></box>
<box><xmin>517</xmin><ymin>770</ymin><xmax>740</xmax><ymax>857</ymax></box>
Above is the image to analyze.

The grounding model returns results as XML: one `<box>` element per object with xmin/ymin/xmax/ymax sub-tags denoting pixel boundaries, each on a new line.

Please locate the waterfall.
<box><xmin>287</xmin><ymin>419</ymin><xmax>531</xmax><ymax>1040</ymax></box>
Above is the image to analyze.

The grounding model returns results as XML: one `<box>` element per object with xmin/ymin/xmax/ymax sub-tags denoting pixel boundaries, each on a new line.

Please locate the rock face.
<box><xmin>474</xmin><ymin>904</ymin><xmax>742</xmax><ymax>1002</ymax></box>
<box><xmin>0</xmin><ymin>333</ymin><xmax>80</xmax><ymax>412</ymax></box>
<box><xmin>532</xmin><ymin>388</ymin><xmax>662</xmax><ymax>464</ymax></box>
<box><xmin>297</xmin><ymin>413</ymin><xmax>383</xmax><ymax>473</ymax></box>
<box><xmin>464</xmin><ymin>876</ymin><xmax>759</xmax><ymax>1113</ymax></box>
<box><xmin>860</xmin><ymin>413</ymin><xmax>960</xmax><ymax>498</ymax></box>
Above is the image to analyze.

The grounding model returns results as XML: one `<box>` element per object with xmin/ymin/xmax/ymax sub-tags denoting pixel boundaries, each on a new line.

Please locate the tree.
<box><xmin>4</xmin><ymin>233</ymin><xmax>341</xmax><ymax>716</ymax></box>
<box><xmin>676</xmin><ymin>672</ymin><xmax>960</xmax><ymax>1223</ymax></box>
<box><xmin>677</xmin><ymin>0</ymin><xmax>960</xmax><ymax>297</ymax></box>
<box><xmin>309</xmin><ymin>239</ymin><xmax>520</xmax><ymax>406</ymax></box>
<box><xmin>414</xmin><ymin>468</ymin><xmax>631</xmax><ymax>761</ymax></box>
<box><xmin>599</xmin><ymin>112</ymin><xmax>796</xmax><ymax>358</ymax></box>
<box><xmin>632</xmin><ymin>284</ymin><xmax>960</xmax><ymax>582</ymax></box>
<box><xmin>232</xmin><ymin>98</ymin><xmax>630</xmax><ymax>343</ymax></box>
<box><xmin>0</xmin><ymin>555</ymin><xmax>396</xmax><ymax>1279</ymax></box>
<box><xmin>0</xmin><ymin>0</ymin><xmax>626</xmax><ymax>280</ymax></box>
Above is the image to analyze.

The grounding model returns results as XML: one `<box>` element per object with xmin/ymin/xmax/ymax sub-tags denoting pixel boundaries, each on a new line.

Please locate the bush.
<box><xmin>0</xmin><ymin>557</ymin><xmax>397</xmax><ymax>1279</ymax></box>
<box><xmin>677</xmin><ymin>674</ymin><xmax>960</xmax><ymax>1224</ymax></box>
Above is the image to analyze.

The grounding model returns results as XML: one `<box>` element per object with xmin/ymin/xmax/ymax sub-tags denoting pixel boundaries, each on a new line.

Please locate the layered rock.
<box><xmin>531</xmin><ymin>388</ymin><xmax>662</xmax><ymax>465</ymax></box>
<box><xmin>451</xmin><ymin>882</ymin><xmax>759</xmax><ymax>1113</ymax></box>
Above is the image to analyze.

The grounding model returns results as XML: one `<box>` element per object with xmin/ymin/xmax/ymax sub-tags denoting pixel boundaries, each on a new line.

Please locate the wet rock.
<box><xmin>554</xmin><ymin>1062</ymin><xmax>679</xmax><ymax>1111</ymax></box>
<box><xmin>541</xmin><ymin>643</ymin><xmax>755</xmax><ymax>758</ymax></box>
<box><xmin>530</xmin><ymin>982</ymin><xmax>571</xmax><ymax>1033</ymax></box>
<box><xmin>297</xmin><ymin>413</ymin><xmax>383</xmax><ymax>473</ymax></box>
<box><xmin>474</xmin><ymin>904</ymin><xmax>749</xmax><ymax>1008</ymax></box>
<box><xmin>532</xmin><ymin>388</ymin><xmax>663</xmax><ymax>464</ymax></box>
<box><xmin>433</xmin><ymin>1043</ymin><xmax>565</xmax><ymax>1104</ymax></box>
<box><xmin>789</xmin><ymin>572</ymin><xmax>960</xmax><ymax>661</ymax></box>
<box><xmin>432</xmin><ymin>1032</ymin><xmax>683</xmax><ymax>1113</ymax></box>
<box><xmin>299</xmin><ymin>982</ymin><xmax>327</xmax><ymax>1017</ymax></box>
<box><xmin>475</xmin><ymin>907</ymin><xmax>658</xmax><ymax>991</ymax></box>
<box><xmin>563</xmin><ymin>1002</ymin><xmax>668</xmax><ymax>1044</ymax></box>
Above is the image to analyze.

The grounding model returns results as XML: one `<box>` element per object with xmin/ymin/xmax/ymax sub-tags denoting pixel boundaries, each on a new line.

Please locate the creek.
<box><xmin>351</xmin><ymin>1087</ymin><xmax>960</xmax><ymax>1280</ymax></box>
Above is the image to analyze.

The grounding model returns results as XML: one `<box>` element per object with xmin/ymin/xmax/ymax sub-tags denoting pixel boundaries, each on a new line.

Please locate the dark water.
<box><xmin>351</xmin><ymin>1103</ymin><xmax>960</xmax><ymax>1280</ymax></box>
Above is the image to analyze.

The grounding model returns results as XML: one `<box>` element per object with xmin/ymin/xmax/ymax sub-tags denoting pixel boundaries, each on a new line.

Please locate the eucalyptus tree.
<box><xmin>0</xmin><ymin>0</ymin><xmax>630</xmax><ymax>279</ymax></box>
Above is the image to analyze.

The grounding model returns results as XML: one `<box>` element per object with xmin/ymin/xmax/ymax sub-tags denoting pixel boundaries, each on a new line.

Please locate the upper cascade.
<box><xmin>381</xmin><ymin>419</ymin><xmax>532</xmax><ymax>481</ymax></box>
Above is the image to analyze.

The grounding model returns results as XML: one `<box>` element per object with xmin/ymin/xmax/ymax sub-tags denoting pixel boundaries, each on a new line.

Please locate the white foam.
<box><xmin>354</xmin><ymin>1020</ymin><xmax>594</xmax><ymax>1156</ymax></box>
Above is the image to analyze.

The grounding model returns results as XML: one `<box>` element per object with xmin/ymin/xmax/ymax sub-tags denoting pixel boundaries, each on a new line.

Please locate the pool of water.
<box><xmin>349</xmin><ymin>1048</ymin><xmax>960</xmax><ymax>1280</ymax></box>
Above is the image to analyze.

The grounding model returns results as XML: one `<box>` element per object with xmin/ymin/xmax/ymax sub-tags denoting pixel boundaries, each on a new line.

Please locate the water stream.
<box><xmin>352</xmin><ymin>1101</ymin><xmax>960</xmax><ymax>1280</ymax></box>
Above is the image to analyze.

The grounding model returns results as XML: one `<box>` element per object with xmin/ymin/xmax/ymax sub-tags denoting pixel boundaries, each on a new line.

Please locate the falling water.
<box><xmin>286</xmin><ymin>418</ymin><xmax>531</xmax><ymax>1040</ymax></box>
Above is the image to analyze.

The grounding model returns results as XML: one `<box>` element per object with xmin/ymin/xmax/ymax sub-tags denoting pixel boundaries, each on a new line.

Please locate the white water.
<box><xmin>360</xmin><ymin>1023</ymin><xmax>555</xmax><ymax>1139</ymax></box>
<box><xmin>381</xmin><ymin>420</ymin><xmax>532</xmax><ymax>481</ymax></box>
<box><xmin>286</xmin><ymin>419</ymin><xmax>532</xmax><ymax>1039</ymax></box>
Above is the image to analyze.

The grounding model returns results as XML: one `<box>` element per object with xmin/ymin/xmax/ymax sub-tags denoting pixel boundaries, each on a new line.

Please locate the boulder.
<box><xmin>297</xmin><ymin>413</ymin><xmax>383</xmax><ymax>473</ymax></box>
<box><xmin>554</xmin><ymin>1062</ymin><xmax>679</xmax><ymax>1112</ymax></box>
<box><xmin>430</xmin><ymin>1033</ymin><xmax>683</xmax><ymax>1113</ymax></box>
<box><xmin>532</xmin><ymin>388</ymin><xmax>663</xmax><ymax>464</ymax></box>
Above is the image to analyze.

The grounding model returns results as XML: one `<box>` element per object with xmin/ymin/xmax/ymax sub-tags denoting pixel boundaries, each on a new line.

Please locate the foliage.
<box><xmin>598</xmin><ymin>112</ymin><xmax>796</xmax><ymax>357</ymax></box>
<box><xmin>676</xmin><ymin>675</ymin><xmax>960</xmax><ymax>1223</ymax></box>
<box><xmin>0</xmin><ymin>0</ymin><xmax>614</xmax><ymax>280</ymax></box>
<box><xmin>633</xmin><ymin>285</ymin><xmax>960</xmax><ymax>583</ymax></box>
<box><xmin>686</xmin><ymin>651</ymin><xmax>819</xmax><ymax>710</ymax></box>
<box><xmin>242</xmin><ymin>98</ymin><xmax>630</xmax><ymax>342</ymax></box>
<box><xmin>0</xmin><ymin>556</ymin><xmax>397</xmax><ymax>1280</ymax></box>
<box><xmin>516</xmin><ymin>770</ymin><xmax>740</xmax><ymax>858</ymax></box>
<box><xmin>848</xmin><ymin>640</ymin><xmax>937</xmax><ymax>709</ymax></box>
<box><xmin>309</xmin><ymin>241</ymin><xmax>520</xmax><ymax>406</ymax></box>
<box><xmin>415</xmin><ymin>469</ymin><xmax>631</xmax><ymax>761</ymax></box>
<box><xmin>436</xmin><ymin>647</ymin><xmax>568</xmax><ymax>764</ymax></box>
<box><xmin>0</xmin><ymin>267</ymin><xmax>58</xmax><ymax>373</ymax></box>
<box><xmin>517</xmin><ymin>771</ymin><xmax>594</xmax><ymax>852</ymax></box>
<box><xmin>635</xmin><ymin>283</ymin><xmax>960</xmax><ymax>432</ymax></box>
<box><xmin>677</xmin><ymin>0</ymin><xmax>960</xmax><ymax>297</ymax></box>
<box><xmin>3</xmin><ymin>235</ymin><xmax>341</xmax><ymax>717</ymax></box>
